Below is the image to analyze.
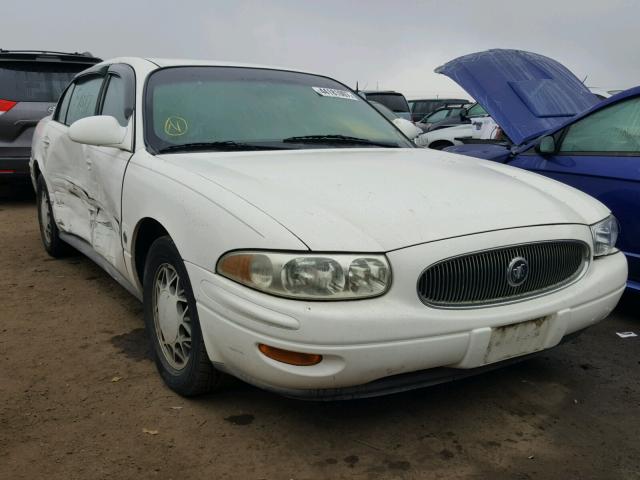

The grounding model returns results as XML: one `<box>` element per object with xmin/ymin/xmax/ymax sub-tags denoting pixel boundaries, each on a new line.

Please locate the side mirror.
<box><xmin>69</xmin><ymin>116</ymin><xmax>128</xmax><ymax>149</ymax></box>
<box><xmin>536</xmin><ymin>135</ymin><xmax>557</xmax><ymax>155</ymax></box>
<box><xmin>393</xmin><ymin>118</ymin><xmax>421</xmax><ymax>140</ymax></box>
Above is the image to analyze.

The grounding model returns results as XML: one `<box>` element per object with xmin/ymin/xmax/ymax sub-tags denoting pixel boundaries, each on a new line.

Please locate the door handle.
<box><xmin>42</xmin><ymin>137</ymin><xmax>50</xmax><ymax>146</ymax></box>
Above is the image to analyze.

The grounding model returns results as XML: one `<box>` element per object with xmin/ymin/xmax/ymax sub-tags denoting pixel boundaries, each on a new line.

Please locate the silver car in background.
<box><xmin>0</xmin><ymin>50</ymin><xmax>101</xmax><ymax>183</ymax></box>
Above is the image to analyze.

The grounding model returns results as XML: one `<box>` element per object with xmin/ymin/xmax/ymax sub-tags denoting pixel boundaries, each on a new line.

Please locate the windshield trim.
<box><xmin>142</xmin><ymin>65</ymin><xmax>415</xmax><ymax>155</ymax></box>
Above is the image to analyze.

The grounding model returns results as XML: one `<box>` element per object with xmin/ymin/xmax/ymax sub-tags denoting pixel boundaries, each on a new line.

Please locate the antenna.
<box><xmin>355</xmin><ymin>81</ymin><xmax>359</xmax><ymax>93</ymax></box>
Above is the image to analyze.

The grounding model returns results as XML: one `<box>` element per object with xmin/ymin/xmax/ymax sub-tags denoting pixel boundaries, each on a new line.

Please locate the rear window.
<box><xmin>365</xmin><ymin>93</ymin><xmax>409</xmax><ymax>113</ymax></box>
<box><xmin>0</xmin><ymin>61</ymin><xmax>90</xmax><ymax>102</ymax></box>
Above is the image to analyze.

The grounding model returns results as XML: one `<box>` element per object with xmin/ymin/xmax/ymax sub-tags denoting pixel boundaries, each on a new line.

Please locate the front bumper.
<box><xmin>187</xmin><ymin>224</ymin><xmax>627</xmax><ymax>398</ymax></box>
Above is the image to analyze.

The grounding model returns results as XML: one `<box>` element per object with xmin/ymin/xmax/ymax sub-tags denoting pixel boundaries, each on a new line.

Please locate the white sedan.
<box><xmin>31</xmin><ymin>58</ymin><xmax>627</xmax><ymax>399</ymax></box>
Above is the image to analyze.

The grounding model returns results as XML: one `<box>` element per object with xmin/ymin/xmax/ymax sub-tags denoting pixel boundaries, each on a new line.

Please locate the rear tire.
<box><xmin>36</xmin><ymin>175</ymin><xmax>73</xmax><ymax>257</ymax></box>
<box><xmin>143</xmin><ymin>236</ymin><xmax>224</xmax><ymax>396</ymax></box>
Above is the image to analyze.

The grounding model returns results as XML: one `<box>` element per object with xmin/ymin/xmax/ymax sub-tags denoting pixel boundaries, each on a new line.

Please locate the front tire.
<box><xmin>36</xmin><ymin>175</ymin><xmax>72</xmax><ymax>257</ymax></box>
<box><xmin>143</xmin><ymin>236</ymin><xmax>224</xmax><ymax>396</ymax></box>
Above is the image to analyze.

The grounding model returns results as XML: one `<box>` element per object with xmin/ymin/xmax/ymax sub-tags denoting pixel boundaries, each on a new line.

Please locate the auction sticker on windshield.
<box><xmin>312</xmin><ymin>87</ymin><xmax>359</xmax><ymax>100</ymax></box>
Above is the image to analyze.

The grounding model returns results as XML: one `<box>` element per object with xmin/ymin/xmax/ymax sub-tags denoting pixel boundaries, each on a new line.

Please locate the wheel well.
<box><xmin>133</xmin><ymin>218</ymin><xmax>169</xmax><ymax>286</ymax></box>
<box><xmin>429</xmin><ymin>140</ymin><xmax>454</xmax><ymax>150</ymax></box>
<box><xmin>32</xmin><ymin>161</ymin><xmax>42</xmax><ymax>179</ymax></box>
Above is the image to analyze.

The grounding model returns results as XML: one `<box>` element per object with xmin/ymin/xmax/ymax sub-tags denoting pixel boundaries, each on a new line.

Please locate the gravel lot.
<box><xmin>1</xmin><ymin>187</ymin><xmax>639</xmax><ymax>480</ymax></box>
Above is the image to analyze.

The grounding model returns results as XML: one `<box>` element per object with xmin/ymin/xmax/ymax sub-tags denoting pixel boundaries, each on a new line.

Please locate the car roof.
<box><xmin>361</xmin><ymin>90</ymin><xmax>405</xmax><ymax>95</ymax></box>
<box><xmin>145</xmin><ymin>57</ymin><xmax>314</xmax><ymax>73</ymax></box>
<box><xmin>409</xmin><ymin>98</ymin><xmax>469</xmax><ymax>102</ymax></box>
<box><xmin>0</xmin><ymin>49</ymin><xmax>102</xmax><ymax>64</ymax></box>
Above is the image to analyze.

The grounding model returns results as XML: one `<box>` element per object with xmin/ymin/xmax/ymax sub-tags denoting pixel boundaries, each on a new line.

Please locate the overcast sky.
<box><xmin>5</xmin><ymin>0</ymin><xmax>639</xmax><ymax>98</ymax></box>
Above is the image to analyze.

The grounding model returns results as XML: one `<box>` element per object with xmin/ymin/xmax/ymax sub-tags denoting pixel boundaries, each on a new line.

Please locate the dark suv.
<box><xmin>0</xmin><ymin>50</ymin><xmax>102</xmax><ymax>183</ymax></box>
<box><xmin>408</xmin><ymin>98</ymin><xmax>470</xmax><ymax>122</ymax></box>
<box><xmin>358</xmin><ymin>91</ymin><xmax>412</xmax><ymax>121</ymax></box>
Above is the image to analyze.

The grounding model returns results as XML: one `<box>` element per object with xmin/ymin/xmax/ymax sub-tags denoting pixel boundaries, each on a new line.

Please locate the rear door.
<box><xmin>85</xmin><ymin>64</ymin><xmax>135</xmax><ymax>274</ymax></box>
<box><xmin>0</xmin><ymin>61</ymin><xmax>88</xmax><ymax>160</ymax></box>
<box><xmin>512</xmin><ymin>96</ymin><xmax>640</xmax><ymax>286</ymax></box>
<box><xmin>44</xmin><ymin>73</ymin><xmax>106</xmax><ymax>244</ymax></box>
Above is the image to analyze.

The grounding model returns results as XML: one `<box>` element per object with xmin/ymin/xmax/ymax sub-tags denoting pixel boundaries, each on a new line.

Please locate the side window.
<box><xmin>66</xmin><ymin>76</ymin><xmax>104</xmax><ymax>125</ymax></box>
<box><xmin>560</xmin><ymin>97</ymin><xmax>640</xmax><ymax>153</ymax></box>
<box><xmin>427</xmin><ymin>109</ymin><xmax>449</xmax><ymax>122</ymax></box>
<box><xmin>467</xmin><ymin>104</ymin><xmax>487</xmax><ymax>117</ymax></box>
<box><xmin>55</xmin><ymin>84</ymin><xmax>74</xmax><ymax>124</ymax></box>
<box><xmin>100</xmin><ymin>75</ymin><xmax>128</xmax><ymax>126</ymax></box>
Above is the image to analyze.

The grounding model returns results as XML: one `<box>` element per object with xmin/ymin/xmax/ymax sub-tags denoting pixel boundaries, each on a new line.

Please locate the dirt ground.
<box><xmin>1</xmin><ymin>186</ymin><xmax>639</xmax><ymax>480</ymax></box>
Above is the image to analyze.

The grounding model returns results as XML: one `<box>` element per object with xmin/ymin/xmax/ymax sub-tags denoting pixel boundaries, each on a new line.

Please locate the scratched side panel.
<box><xmin>85</xmin><ymin>144</ymin><xmax>132</xmax><ymax>274</ymax></box>
<box><xmin>42</xmin><ymin>121</ymin><xmax>94</xmax><ymax>244</ymax></box>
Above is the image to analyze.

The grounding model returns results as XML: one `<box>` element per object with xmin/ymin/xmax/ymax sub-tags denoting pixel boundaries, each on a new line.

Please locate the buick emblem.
<box><xmin>507</xmin><ymin>257</ymin><xmax>529</xmax><ymax>287</ymax></box>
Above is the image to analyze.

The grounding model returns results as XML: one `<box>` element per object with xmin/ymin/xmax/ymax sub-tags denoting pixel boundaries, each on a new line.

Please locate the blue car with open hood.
<box><xmin>441</xmin><ymin>49</ymin><xmax>640</xmax><ymax>291</ymax></box>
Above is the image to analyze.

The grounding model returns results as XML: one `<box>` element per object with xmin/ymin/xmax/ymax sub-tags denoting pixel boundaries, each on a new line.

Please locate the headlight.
<box><xmin>217</xmin><ymin>251</ymin><xmax>391</xmax><ymax>300</ymax></box>
<box><xmin>590</xmin><ymin>215</ymin><xmax>619</xmax><ymax>257</ymax></box>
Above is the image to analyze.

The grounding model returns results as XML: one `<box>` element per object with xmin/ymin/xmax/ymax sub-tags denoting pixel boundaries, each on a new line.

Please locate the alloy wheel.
<box><xmin>152</xmin><ymin>263</ymin><xmax>192</xmax><ymax>370</ymax></box>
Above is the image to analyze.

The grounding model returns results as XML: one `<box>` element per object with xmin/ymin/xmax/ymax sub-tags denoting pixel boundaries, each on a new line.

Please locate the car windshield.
<box><xmin>145</xmin><ymin>67</ymin><xmax>414</xmax><ymax>152</ymax></box>
<box><xmin>0</xmin><ymin>61</ymin><xmax>87</xmax><ymax>102</ymax></box>
<box><xmin>368</xmin><ymin>101</ymin><xmax>398</xmax><ymax>122</ymax></box>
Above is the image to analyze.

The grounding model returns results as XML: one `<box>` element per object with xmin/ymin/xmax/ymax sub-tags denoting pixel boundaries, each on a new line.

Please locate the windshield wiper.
<box><xmin>282</xmin><ymin>134</ymin><xmax>399</xmax><ymax>148</ymax></box>
<box><xmin>156</xmin><ymin>141</ymin><xmax>285</xmax><ymax>154</ymax></box>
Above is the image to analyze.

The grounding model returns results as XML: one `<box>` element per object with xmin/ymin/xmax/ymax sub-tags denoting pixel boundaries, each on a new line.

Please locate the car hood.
<box><xmin>436</xmin><ymin>49</ymin><xmax>599</xmax><ymax>145</ymax></box>
<box><xmin>163</xmin><ymin>148</ymin><xmax>608</xmax><ymax>252</ymax></box>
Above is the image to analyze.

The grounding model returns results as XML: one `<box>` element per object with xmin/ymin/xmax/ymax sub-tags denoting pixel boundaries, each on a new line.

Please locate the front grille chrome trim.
<box><xmin>417</xmin><ymin>240</ymin><xmax>591</xmax><ymax>309</ymax></box>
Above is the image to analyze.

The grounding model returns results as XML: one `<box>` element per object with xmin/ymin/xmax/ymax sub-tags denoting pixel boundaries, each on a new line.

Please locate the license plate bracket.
<box><xmin>484</xmin><ymin>317</ymin><xmax>550</xmax><ymax>364</ymax></box>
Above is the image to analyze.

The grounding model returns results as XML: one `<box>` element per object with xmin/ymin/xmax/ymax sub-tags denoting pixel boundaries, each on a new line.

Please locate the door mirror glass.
<box><xmin>69</xmin><ymin>115</ymin><xmax>127</xmax><ymax>148</ymax></box>
<box><xmin>537</xmin><ymin>135</ymin><xmax>556</xmax><ymax>155</ymax></box>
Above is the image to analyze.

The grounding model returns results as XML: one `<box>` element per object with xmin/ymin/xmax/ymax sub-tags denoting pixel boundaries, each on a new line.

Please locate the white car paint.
<box><xmin>392</xmin><ymin>117</ymin><xmax>422</xmax><ymax>140</ymax></box>
<box><xmin>31</xmin><ymin>57</ymin><xmax>628</xmax><ymax>398</ymax></box>
<box><xmin>415</xmin><ymin>116</ymin><xmax>500</xmax><ymax>149</ymax></box>
<box><xmin>415</xmin><ymin>123</ymin><xmax>472</xmax><ymax>149</ymax></box>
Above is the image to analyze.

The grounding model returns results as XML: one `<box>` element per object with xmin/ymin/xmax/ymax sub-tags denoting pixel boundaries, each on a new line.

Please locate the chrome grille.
<box><xmin>417</xmin><ymin>241</ymin><xmax>589</xmax><ymax>308</ymax></box>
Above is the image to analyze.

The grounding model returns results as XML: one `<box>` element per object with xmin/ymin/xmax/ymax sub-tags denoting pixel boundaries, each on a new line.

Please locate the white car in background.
<box><xmin>416</xmin><ymin>116</ymin><xmax>500</xmax><ymax>149</ymax></box>
<box><xmin>416</xmin><ymin>123</ymin><xmax>473</xmax><ymax>149</ymax></box>
<box><xmin>368</xmin><ymin>100</ymin><xmax>422</xmax><ymax>140</ymax></box>
<box><xmin>31</xmin><ymin>57</ymin><xmax>627</xmax><ymax>399</ymax></box>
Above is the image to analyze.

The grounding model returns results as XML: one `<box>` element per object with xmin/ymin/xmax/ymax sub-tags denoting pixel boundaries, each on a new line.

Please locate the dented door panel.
<box><xmin>43</xmin><ymin>121</ymin><xmax>95</xmax><ymax>244</ymax></box>
<box><xmin>82</xmin><ymin>64</ymin><xmax>137</xmax><ymax>276</ymax></box>
<box><xmin>85</xmin><ymin>144</ymin><xmax>132</xmax><ymax>275</ymax></box>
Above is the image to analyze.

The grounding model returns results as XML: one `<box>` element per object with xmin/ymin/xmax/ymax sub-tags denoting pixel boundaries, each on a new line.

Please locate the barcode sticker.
<box><xmin>312</xmin><ymin>87</ymin><xmax>359</xmax><ymax>101</ymax></box>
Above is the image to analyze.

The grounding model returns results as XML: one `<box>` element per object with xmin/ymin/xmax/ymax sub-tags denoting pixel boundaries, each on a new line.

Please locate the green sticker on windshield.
<box><xmin>164</xmin><ymin>116</ymin><xmax>188</xmax><ymax>136</ymax></box>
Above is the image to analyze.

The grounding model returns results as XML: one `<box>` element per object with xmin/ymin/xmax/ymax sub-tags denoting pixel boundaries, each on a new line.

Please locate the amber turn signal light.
<box><xmin>258</xmin><ymin>344</ymin><xmax>322</xmax><ymax>366</ymax></box>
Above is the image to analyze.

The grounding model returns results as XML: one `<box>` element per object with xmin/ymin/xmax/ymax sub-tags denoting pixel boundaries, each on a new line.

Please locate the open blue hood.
<box><xmin>436</xmin><ymin>49</ymin><xmax>599</xmax><ymax>145</ymax></box>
